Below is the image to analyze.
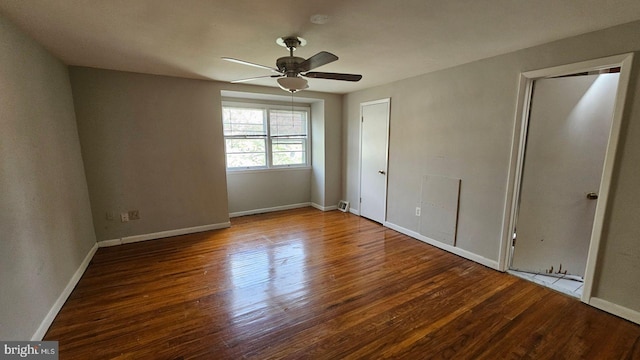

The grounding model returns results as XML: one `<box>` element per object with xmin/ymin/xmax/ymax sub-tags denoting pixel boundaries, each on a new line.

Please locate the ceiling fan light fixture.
<box><xmin>277</xmin><ymin>77</ymin><xmax>308</xmax><ymax>92</ymax></box>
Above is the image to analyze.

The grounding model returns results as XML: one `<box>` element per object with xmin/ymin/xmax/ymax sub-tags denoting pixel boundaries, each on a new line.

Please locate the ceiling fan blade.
<box><xmin>222</xmin><ymin>57</ymin><xmax>280</xmax><ymax>73</ymax></box>
<box><xmin>230</xmin><ymin>74</ymin><xmax>282</xmax><ymax>83</ymax></box>
<box><xmin>304</xmin><ymin>72</ymin><xmax>362</xmax><ymax>82</ymax></box>
<box><xmin>298</xmin><ymin>51</ymin><xmax>339</xmax><ymax>72</ymax></box>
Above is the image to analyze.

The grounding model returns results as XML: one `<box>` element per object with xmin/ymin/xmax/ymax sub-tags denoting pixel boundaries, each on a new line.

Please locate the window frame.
<box><xmin>222</xmin><ymin>100</ymin><xmax>311</xmax><ymax>171</ymax></box>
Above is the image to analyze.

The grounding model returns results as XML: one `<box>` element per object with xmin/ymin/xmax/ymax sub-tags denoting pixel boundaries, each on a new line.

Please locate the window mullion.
<box><xmin>265</xmin><ymin>108</ymin><xmax>272</xmax><ymax>168</ymax></box>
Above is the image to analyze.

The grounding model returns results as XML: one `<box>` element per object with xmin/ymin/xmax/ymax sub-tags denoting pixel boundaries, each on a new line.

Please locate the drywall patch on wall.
<box><xmin>419</xmin><ymin>175</ymin><xmax>461</xmax><ymax>246</ymax></box>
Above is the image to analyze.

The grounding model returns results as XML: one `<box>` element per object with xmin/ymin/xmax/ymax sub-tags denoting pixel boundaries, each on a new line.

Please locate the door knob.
<box><xmin>586</xmin><ymin>192</ymin><xmax>598</xmax><ymax>200</ymax></box>
<box><xmin>378</xmin><ymin>170</ymin><xmax>386</xmax><ymax>175</ymax></box>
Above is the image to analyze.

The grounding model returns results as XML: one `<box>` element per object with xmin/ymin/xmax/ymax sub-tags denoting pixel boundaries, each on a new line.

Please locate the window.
<box><xmin>222</xmin><ymin>102</ymin><xmax>309</xmax><ymax>170</ymax></box>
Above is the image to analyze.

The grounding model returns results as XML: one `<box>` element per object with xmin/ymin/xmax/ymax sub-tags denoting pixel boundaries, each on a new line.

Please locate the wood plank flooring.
<box><xmin>44</xmin><ymin>207</ymin><xmax>640</xmax><ymax>359</ymax></box>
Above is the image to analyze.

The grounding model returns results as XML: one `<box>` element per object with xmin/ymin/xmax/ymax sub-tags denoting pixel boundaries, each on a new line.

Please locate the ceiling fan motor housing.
<box><xmin>276</xmin><ymin>56</ymin><xmax>305</xmax><ymax>76</ymax></box>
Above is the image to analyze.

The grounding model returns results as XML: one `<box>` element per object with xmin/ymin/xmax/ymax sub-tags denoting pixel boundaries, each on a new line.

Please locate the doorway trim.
<box><xmin>498</xmin><ymin>53</ymin><xmax>634</xmax><ymax>305</ymax></box>
<box><xmin>358</xmin><ymin>98</ymin><xmax>391</xmax><ymax>222</ymax></box>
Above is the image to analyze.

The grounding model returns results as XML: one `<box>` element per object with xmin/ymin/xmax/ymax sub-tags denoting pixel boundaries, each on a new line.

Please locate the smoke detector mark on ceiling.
<box><xmin>310</xmin><ymin>14</ymin><xmax>329</xmax><ymax>25</ymax></box>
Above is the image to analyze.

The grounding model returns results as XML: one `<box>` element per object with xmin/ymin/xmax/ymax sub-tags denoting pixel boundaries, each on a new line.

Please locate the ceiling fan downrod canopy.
<box><xmin>276</xmin><ymin>36</ymin><xmax>306</xmax><ymax>53</ymax></box>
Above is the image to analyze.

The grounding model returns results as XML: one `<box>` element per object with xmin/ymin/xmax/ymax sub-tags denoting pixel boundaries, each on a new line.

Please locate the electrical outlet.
<box><xmin>120</xmin><ymin>212</ymin><xmax>129</xmax><ymax>222</ymax></box>
<box><xmin>415</xmin><ymin>207</ymin><xmax>421</xmax><ymax>216</ymax></box>
<box><xmin>128</xmin><ymin>210</ymin><xmax>140</xmax><ymax>220</ymax></box>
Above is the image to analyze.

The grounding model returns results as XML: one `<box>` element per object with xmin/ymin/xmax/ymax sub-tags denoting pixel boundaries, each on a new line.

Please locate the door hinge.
<box><xmin>360</xmin><ymin>197</ymin><xmax>362</xmax><ymax>203</ymax></box>
<box><xmin>361</xmin><ymin>116</ymin><xmax>364</xmax><ymax>122</ymax></box>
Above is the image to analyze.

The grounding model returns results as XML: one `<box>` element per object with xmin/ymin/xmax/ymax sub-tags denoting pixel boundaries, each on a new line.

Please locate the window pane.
<box><xmin>272</xmin><ymin>138</ymin><xmax>306</xmax><ymax>166</ymax></box>
<box><xmin>223</xmin><ymin>107</ymin><xmax>266</xmax><ymax>136</ymax></box>
<box><xmin>270</xmin><ymin>110</ymin><xmax>307</xmax><ymax>136</ymax></box>
<box><xmin>222</xmin><ymin>103</ymin><xmax>310</xmax><ymax>170</ymax></box>
<box><xmin>225</xmin><ymin>138</ymin><xmax>266</xmax><ymax>168</ymax></box>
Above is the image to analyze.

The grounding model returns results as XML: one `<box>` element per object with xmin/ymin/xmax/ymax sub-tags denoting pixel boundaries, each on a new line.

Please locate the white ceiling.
<box><xmin>2</xmin><ymin>0</ymin><xmax>640</xmax><ymax>94</ymax></box>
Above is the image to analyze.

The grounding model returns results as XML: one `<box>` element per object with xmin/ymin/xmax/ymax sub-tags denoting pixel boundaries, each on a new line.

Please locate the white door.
<box><xmin>511</xmin><ymin>73</ymin><xmax>619</xmax><ymax>277</ymax></box>
<box><xmin>360</xmin><ymin>99</ymin><xmax>390</xmax><ymax>223</ymax></box>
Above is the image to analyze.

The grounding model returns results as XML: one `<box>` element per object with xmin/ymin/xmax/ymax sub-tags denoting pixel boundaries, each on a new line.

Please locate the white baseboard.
<box><xmin>97</xmin><ymin>238</ymin><xmax>122</xmax><ymax>247</ymax></box>
<box><xmin>121</xmin><ymin>222</ymin><xmax>230</xmax><ymax>244</ymax></box>
<box><xmin>588</xmin><ymin>297</ymin><xmax>640</xmax><ymax>325</ymax></box>
<box><xmin>384</xmin><ymin>221</ymin><xmax>499</xmax><ymax>270</ymax></box>
<box><xmin>32</xmin><ymin>242</ymin><xmax>98</xmax><ymax>340</ymax></box>
<box><xmin>311</xmin><ymin>203</ymin><xmax>338</xmax><ymax>211</ymax></box>
<box><xmin>349</xmin><ymin>207</ymin><xmax>360</xmax><ymax>215</ymax></box>
<box><xmin>229</xmin><ymin>202</ymin><xmax>311</xmax><ymax>218</ymax></box>
<box><xmin>98</xmin><ymin>222</ymin><xmax>231</xmax><ymax>247</ymax></box>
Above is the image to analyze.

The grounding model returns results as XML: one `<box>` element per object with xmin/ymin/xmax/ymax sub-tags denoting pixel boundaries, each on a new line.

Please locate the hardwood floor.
<box><xmin>45</xmin><ymin>207</ymin><xmax>640</xmax><ymax>359</ymax></box>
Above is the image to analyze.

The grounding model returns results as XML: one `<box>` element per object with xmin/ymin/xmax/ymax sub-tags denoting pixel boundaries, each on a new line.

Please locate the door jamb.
<box><xmin>498</xmin><ymin>53</ymin><xmax>634</xmax><ymax>305</ymax></box>
<box><xmin>358</xmin><ymin>98</ymin><xmax>391</xmax><ymax>222</ymax></box>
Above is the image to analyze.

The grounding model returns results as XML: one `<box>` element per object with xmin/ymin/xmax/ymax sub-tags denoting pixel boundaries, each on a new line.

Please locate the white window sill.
<box><xmin>226</xmin><ymin>166</ymin><xmax>312</xmax><ymax>175</ymax></box>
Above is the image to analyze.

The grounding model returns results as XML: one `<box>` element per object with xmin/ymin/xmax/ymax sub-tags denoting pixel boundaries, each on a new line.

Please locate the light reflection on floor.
<box><xmin>228</xmin><ymin>239</ymin><xmax>308</xmax><ymax>320</ymax></box>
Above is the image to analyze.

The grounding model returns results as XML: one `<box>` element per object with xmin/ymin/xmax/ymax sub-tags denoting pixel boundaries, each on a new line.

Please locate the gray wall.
<box><xmin>311</xmin><ymin>101</ymin><xmax>326</xmax><ymax>207</ymax></box>
<box><xmin>343</xmin><ymin>20</ymin><xmax>640</xmax><ymax>313</ymax></box>
<box><xmin>310</xmin><ymin>97</ymin><xmax>345</xmax><ymax>209</ymax></box>
<box><xmin>227</xmin><ymin>168</ymin><xmax>311</xmax><ymax>214</ymax></box>
<box><xmin>0</xmin><ymin>15</ymin><xmax>96</xmax><ymax>340</ymax></box>
<box><xmin>323</xmin><ymin>96</ymin><xmax>343</xmax><ymax>208</ymax></box>
<box><xmin>70</xmin><ymin>67</ymin><xmax>231</xmax><ymax>241</ymax></box>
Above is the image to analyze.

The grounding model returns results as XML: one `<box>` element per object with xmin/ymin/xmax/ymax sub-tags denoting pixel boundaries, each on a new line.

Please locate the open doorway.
<box><xmin>510</xmin><ymin>70</ymin><xmax>619</xmax><ymax>297</ymax></box>
<box><xmin>501</xmin><ymin>54</ymin><xmax>634</xmax><ymax>303</ymax></box>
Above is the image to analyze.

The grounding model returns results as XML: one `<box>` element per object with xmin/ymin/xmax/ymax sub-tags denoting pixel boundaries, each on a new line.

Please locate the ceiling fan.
<box><xmin>222</xmin><ymin>36</ymin><xmax>362</xmax><ymax>93</ymax></box>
